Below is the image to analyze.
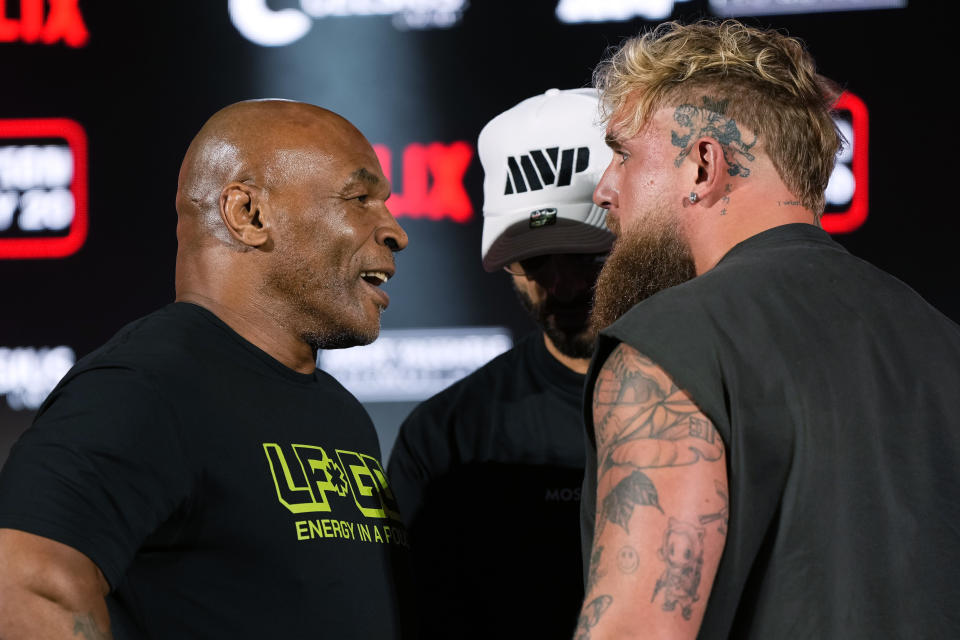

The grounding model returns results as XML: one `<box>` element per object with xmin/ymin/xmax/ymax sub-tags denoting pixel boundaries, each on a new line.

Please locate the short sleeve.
<box><xmin>0</xmin><ymin>365</ymin><xmax>194</xmax><ymax>588</ymax></box>
<box><xmin>387</xmin><ymin>410</ymin><xmax>435</xmax><ymax>526</ymax></box>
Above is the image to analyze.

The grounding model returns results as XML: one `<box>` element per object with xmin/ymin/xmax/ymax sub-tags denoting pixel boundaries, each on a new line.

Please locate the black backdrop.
<box><xmin>2</xmin><ymin>0</ymin><xmax>957</xmax><ymax>463</ymax></box>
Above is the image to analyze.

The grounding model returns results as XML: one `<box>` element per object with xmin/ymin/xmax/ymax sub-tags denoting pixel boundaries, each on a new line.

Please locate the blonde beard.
<box><xmin>590</xmin><ymin>206</ymin><xmax>696</xmax><ymax>333</ymax></box>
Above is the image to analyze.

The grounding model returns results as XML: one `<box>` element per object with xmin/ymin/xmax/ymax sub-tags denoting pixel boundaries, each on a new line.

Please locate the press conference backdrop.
<box><xmin>1</xmin><ymin>0</ymin><xmax>956</xmax><ymax>465</ymax></box>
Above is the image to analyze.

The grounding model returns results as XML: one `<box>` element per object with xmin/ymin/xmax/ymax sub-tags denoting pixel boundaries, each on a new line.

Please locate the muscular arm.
<box><xmin>0</xmin><ymin>529</ymin><xmax>112</xmax><ymax>639</ymax></box>
<box><xmin>575</xmin><ymin>344</ymin><xmax>728</xmax><ymax>640</ymax></box>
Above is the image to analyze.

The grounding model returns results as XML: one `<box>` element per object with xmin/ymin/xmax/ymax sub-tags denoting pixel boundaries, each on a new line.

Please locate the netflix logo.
<box><xmin>374</xmin><ymin>141</ymin><xmax>474</xmax><ymax>223</ymax></box>
<box><xmin>0</xmin><ymin>0</ymin><xmax>88</xmax><ymax>47</ymax></box>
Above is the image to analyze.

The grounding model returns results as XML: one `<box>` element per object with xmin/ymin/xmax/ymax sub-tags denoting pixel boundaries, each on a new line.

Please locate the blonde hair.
<box><xmin>594</xmin><ymin>20</ymin><xmax>841</xmax><ymax>216</ymax></box>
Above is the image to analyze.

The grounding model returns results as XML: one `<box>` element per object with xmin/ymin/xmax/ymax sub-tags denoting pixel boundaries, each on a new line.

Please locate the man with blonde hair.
<box><xmin>577</xmin><ymin>20</ymin><xmax>960</xmax><ymax>639</ymax></box>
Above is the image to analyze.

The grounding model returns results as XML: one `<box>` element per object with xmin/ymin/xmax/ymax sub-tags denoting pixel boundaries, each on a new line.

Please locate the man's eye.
<box><xmin>618</xmin><ymin>151</ymin><xmax>630</xmax><ymax>165</ymax></box>
<box><xmin>355</xmin><ymin>194</ymin><xmax>369</xmax><ymax>203</ymax></box>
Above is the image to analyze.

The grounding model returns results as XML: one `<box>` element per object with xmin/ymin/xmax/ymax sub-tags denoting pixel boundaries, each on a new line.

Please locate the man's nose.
<box><xmin>377</xmin><ymin>205</ymin><xmax>408</xmax><ymax>252</ymax></box>
<box><xmin>593</xmin><ymin>164</ymin><xmax>617</xmax><ymax>211</ymax></box>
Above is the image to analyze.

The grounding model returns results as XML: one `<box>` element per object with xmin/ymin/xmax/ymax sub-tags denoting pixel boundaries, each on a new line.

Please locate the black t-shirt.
<box><xmin>0</xmin><ymin>302</ymin><xmax>414</xmax><ymax>638</ymax></box>
<box><xmin>582</xmin><ymin>224</ymin><xmax>960</xmax><ymax>639</ymax></box>
<box><xmin>388</xmin><ymin>332</ymin><xmax>586</xmax><ymax>638</ymax></box>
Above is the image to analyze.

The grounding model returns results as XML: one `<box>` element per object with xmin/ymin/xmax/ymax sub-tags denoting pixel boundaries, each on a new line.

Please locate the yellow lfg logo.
<box><xmin>263</xmin><ymin>443</ymin><xmax>401</xmax><ymax>521</ymax></box>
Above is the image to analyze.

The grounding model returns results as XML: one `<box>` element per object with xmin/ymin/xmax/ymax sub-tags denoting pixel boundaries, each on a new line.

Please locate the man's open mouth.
<box><xmin>360</xmin><ymin>271</ymin><xmax>389</xmax><ymax>286</ymax></box>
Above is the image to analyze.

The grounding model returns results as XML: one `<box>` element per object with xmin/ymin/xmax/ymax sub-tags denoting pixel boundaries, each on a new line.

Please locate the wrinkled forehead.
<box><xmin>264</xmin><ymin>136</ymin><xmax>385</xmax><ymax>192</ymax></box>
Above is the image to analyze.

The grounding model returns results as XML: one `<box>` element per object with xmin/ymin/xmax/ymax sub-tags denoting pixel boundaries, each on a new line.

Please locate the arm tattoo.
<box><xmin>584</xmin><ymin>545</ymin><xmax>606</xmax><ymax>596</ymax></box>
<box><xmin>574</xmin><ymin>595</ymin><xmax>613</xmax><ymax>640</ymax></box>
<box><xmin>73</xmin><ymin>613</ymin><xmax>110</xmax><ymax>639</ymax></box>
<box><xmin>616</xmin><ymin>545</ymin><xmax>639</xmax><ymax>574</ymax></box>
<box><xmin>600</xmin><ymin>469</ymin><xmax>663</xmax><ymax>533</ymax></box>
<box><xmin>698</xmin><ymin>481</ymin><xmax>729</xmax><ymax>535</ymax></box>
<box><xmin>593</xmin><ymin>346</ymin><xmax>724</xmax><ymax>533</ymax></box>
<box><xmin>651</xmin><ymin>518</ymin><xmax>705</xmax><ymax>621</ymax></box>
<box><xmin>670</xmin><ymin>97</ymin><xmax>757</xmax><ymax>178</ymax></box>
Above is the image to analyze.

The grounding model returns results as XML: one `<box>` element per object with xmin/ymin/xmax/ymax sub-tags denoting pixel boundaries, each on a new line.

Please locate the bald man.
<box><xmin>0</xmin><ymin>100</ymin><xmax>414</xmax><ymax>639</ymax></box>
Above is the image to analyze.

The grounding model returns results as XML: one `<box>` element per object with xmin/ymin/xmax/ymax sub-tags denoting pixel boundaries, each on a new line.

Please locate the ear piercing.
<box><xmin>689</xmin><ymin>192</ymin><xmax>699</xmax><ymax>204</ymax></box>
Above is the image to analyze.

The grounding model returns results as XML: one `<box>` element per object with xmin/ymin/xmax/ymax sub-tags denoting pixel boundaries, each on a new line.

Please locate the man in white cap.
<box><xmin>387</xmin><ymin>88</ymin><xmax>612</xmax><ymax>639</ymax></box>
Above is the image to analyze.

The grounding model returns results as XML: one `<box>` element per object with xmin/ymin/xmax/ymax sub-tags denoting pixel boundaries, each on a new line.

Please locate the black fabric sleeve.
<box><xmin>387</xmin><ymin>407</ymin><xmax>442</xmax><ymax>527</ymax></box>
<box><xmin>0</xmin><ymin>366</ymin><xmax>194</xmax><ymax>589</ymax></box>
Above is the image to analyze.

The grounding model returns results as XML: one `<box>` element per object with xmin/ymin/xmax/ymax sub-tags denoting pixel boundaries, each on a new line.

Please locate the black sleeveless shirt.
<box><xmin>582</xmin><ymin>224</ymin><xmax>960</xmax><ymax>639</ymax></box>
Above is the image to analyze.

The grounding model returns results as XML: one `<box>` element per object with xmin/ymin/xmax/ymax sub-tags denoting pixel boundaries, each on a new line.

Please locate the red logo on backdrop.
<box><xmin>0</xmin><ymin>118</ymin><xmax>88</xmax><ymax>259</ymax></box>
<box><xmin>822</xmin><ymin>91</ymin><xmax>868</xmax><ymax>234</ymax></box>
<box><xmin>374</xmin><ymin>142</ymin><xmax>473</xmax><ymax>223</ymax></box>
<box><xmin>0</xmin><ymin>0</ymin><xmax>88</xmax><ymax>47</ymax></box>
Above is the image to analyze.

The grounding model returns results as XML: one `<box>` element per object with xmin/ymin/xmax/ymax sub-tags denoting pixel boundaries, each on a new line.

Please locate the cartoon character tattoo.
<box><xmin>652</xmin><ymin>518</ymin><xmax>705</xmax><ymax>620</ymax></box>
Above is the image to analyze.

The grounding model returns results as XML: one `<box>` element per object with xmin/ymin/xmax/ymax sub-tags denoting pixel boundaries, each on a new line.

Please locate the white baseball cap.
<box><xmin>478</xmin><ymin>87</ymin><xmax>614</xmax><ymax>272</ymax></box>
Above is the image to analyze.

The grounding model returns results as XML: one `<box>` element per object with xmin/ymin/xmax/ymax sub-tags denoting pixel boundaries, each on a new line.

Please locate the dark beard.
<box><xmin>590</xmin><ymin>214</ymin><xmax>696</xmax><ymax>332</ymax></box>
<box><xmin>513</xmin><ymin>286</ymin><xmax>597</xmax><ymax>359</ymax></box>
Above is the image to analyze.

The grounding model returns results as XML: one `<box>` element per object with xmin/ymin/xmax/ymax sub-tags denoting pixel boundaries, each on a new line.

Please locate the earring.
<box><xmin>689</xmin><ymin>192</ymin><xmax>699</xmax><ymax>204</ymax></box>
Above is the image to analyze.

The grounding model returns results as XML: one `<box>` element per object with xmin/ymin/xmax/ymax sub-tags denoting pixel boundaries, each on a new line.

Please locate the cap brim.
<box><xmin>482</xmin><ymin>217</ymin><xmax>614</xmax><ymax>272</ymax></box>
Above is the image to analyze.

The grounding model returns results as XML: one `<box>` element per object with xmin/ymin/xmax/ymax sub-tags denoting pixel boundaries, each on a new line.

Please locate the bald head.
<box><xmin>172</xmin><ymin>98</ymin><xmax>406</xmax><ymax>369</ymax></box>
<box><xmin>175</xmin><ymin>99</ymin><xmax>369</xmax><ymax>247</ymax></box>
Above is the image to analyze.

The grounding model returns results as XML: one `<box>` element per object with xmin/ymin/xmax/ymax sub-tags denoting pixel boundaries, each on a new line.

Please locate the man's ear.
<box><xmin>687</xmin><ymin>137</ymin><xmax>730</xmax><ymax>207</ymax></box>
<box><xmin>219</xmin><ymin>182</ymin><xmax>271</xmax><ymax>248</ymax></box>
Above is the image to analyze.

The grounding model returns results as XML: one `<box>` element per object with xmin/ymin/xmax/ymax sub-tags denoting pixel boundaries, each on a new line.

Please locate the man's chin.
<box><xmin>544</xmin><ymin>324</ymin><xmax>597</xmax><ymax>360</ymax></box>
<box><xmin>305</xmin><ymin>321</ymin><xmax>379</xmax><ymax>351</ymax></box>
<box><xmin>590</xmin><ymin>216</ymin><xmax>696</xmax><ymax>332</ymax></box>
